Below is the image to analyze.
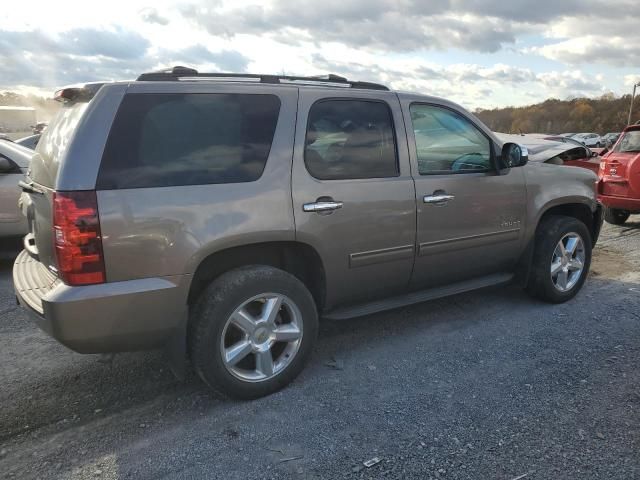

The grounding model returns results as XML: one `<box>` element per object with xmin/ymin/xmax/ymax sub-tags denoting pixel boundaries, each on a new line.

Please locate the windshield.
<box><xmin>614</xmin><ymin>130</ymin><xmax>640</xmax><ymax>153</ymax></box>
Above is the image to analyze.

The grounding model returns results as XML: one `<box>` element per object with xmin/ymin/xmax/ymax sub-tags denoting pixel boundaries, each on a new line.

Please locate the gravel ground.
<box><xmin>1</xmin><ymin>220</ymin><xmax>639</xmax><ymax>479</ymax></box>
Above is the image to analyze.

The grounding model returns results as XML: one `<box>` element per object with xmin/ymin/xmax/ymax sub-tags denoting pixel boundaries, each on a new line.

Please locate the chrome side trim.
<box><xmin>419</xmin><ymin>228</ymin><xmax>520</xmax><ymax>257</ymax></box>
<box><xmin>349</xmin><ymin>245</ymin><xmax>415</xmax><ymax>268</ymax></box>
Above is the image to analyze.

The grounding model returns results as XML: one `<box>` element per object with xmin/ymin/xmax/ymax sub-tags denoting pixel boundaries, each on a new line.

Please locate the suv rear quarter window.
<box><xmin>97</xmin><ymin>93</ymin><xmax>281</xmax><ymax>189</ymax></box>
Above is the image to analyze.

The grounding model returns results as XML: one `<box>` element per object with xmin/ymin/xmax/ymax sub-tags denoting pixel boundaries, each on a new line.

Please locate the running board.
<box><xmin>323</xmin><ymin>272</ymin><xmax>514</xmax><ymax>320</ymax></box>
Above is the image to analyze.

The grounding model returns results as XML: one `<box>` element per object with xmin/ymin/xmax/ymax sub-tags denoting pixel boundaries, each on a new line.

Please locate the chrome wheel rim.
<box><xmin>550</xmin><ymin>233</ymin><xmax>586</xmax><ymax>292</ymax></box>
<box><xmin>220</xmin><ymin>293</ymin><xmax>303</xmax><ymax>382</ymax></box>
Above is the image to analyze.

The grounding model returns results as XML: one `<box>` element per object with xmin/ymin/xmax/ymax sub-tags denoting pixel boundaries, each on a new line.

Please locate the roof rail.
<box><xmin>136</xmin><ymin>66</ymin><xmax>389</xmax><ymax>91</ymax></box>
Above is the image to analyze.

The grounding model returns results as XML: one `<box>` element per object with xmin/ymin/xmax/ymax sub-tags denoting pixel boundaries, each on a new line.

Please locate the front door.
<box><xmin>292</xmin><ymin>90</ymin><xmax>416</xmax><ymax>310</ymax></box>
<box><xmin>402</xmin><ymin>101</ymin><xmax>527</xmax><ymax>289</ymax></box>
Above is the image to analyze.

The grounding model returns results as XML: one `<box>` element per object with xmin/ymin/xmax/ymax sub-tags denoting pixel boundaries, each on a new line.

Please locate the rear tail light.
<box><xmin>53</xmin><ymin>191</ymin><xmax>106</xmax><ymax>285</ymax></box>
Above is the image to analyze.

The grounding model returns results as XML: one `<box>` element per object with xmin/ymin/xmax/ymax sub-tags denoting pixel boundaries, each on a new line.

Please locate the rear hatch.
<box><xmin>599</xmin><ymin>127</ymin><xmax>640</xmax><ymax>198</ymax></box>
<box><xmin>20</xmin><ymin>86</ymin><xmax>96</xmax><ymax>278</ymax></box>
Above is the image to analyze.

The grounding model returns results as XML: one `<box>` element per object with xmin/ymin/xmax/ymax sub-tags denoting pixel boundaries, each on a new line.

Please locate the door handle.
<box><xmin>423</xmin><ymin>194</ymin><xmax>455</xmax><ymax>205</ymax></box>
<box><xmin>303</xmin><ymin>201</ymin><xmax>343</xmax><ymax>213</ymax></box>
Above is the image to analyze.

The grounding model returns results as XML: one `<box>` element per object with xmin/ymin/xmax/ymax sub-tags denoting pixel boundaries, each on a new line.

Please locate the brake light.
<box><xmin>53</xmin><ymin>191</ymin><xmax>106</xmax><ymax>285</ymax></box>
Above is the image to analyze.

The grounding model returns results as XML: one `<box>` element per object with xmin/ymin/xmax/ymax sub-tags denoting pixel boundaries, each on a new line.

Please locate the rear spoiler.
<box><xmin>54</xmin><ymin>82</ymin><xmax>105</xmax><ymax>103</ymax></box>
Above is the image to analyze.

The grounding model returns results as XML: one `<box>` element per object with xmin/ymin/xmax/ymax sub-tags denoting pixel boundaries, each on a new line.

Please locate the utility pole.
<box><xmin>628</xmin><ymin>82</ymin><xmax>640</xmax><ymax>126</ymax></box>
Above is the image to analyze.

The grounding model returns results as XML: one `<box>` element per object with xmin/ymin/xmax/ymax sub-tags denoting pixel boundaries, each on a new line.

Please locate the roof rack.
<box><xmin>136</xmin><ymin>66</ymin><xmax>389</xmax><ymax>91</ymax></box>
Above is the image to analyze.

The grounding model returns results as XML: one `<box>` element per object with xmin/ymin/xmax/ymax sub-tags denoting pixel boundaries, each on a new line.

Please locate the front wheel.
<box><xmin>604</xmin><ymin>207</ymin><xmax>630</xmax><ymax>225</ymax></box>
<box><xmin>189</xmin><ymin>266</ymin><xmax>318</xmax><ymax>399</ymax></box>
<box><xmin>526</xmin><ymin>215</ymin><xmax>592</xmax><ymax>303</ymax></box>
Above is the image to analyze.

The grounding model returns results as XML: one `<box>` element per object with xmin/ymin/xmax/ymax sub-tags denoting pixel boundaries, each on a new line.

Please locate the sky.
<box><xmin>1</xmin><ymin>0</ymin><xmax>639</xmax><ymax>110</ymax></box>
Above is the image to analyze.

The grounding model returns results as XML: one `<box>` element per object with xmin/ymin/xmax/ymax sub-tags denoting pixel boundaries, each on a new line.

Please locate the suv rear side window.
<box><xmin>97</xmin><ymin>93</ymin><xmax>281</xmax><ymax>189</ymax></box>
<box><xmin>410</xmin><ymin>104</ymin><xmax>492</xmax><ymax>174</ymax></box>
<box><xmin>305</xmin><ymin>99</ymin><xmax>398</xmax><ymax>180</ymax></box>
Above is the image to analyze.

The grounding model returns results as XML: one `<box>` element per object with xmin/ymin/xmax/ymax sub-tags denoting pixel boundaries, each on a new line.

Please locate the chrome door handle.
<box><xmin>303</xmin><ymin>201</ymin><xmax>343</xmax><ymax>212</ymax></box>
<box><xmin>423</xmin><ymin>194</ymin><xmax>455</xmax><ymax>205</ymax></box>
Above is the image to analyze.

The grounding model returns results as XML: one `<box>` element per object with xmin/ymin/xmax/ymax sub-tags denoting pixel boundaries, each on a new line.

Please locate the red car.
<box><xmin>598</xmin><ymin>125</ymin><xmax>640</xmax><ymax>224</ymax></box>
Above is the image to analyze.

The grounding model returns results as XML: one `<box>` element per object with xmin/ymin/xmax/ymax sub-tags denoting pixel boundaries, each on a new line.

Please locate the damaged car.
<box><xmin>496</xmin><ymin>133</ymin><xmax>601</xmax><ymax>173</ymax></box>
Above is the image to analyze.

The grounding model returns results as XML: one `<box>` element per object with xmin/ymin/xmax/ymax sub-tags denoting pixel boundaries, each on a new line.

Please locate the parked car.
<box><xmin>574</xmin><ymin>133</ymin><xmax>603</xmax><ymax>148</ymax></box>
<box><xmin>15</xmin><ymin>134</ymin><xmax>41</xmax><ymax>150</ymax></box>
<box><xmin>598</xmin><ymin>125</ymin><xmax>640</xmax><ymax>224</ymax></box>
<box><xmin>0</xmin><ymin>140</ymin><xmax>31</xmax><ymax>238</ymax></box>
<box><xmin>602</xmin><ymin>132</ymin><xmax>621</xmax><ymax>148</ymax></box>
<box><xmin>500</xmin><ymin>134</ymin><xmax>601</xmax><ymax>173</ymax></box>
<box><xmin>13</xmin><ymin>67</ymin><xmax>603</xmax><ymax>399</ymax></box>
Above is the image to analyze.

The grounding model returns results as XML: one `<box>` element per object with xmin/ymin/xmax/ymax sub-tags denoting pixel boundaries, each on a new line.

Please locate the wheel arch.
<box><xmin>186</xmin><ymin>241</ymin><xmax>327</xmax><ymax>313</ymax></box>
<box><xmin>536</xmin><ymin>202</ymin><xmax>599</xmax><ymax>244</ymax></box>
<box><xmin>517</xmin><ymin>201</ymin><xmax>600</xmax><ymax>288</ymax></box>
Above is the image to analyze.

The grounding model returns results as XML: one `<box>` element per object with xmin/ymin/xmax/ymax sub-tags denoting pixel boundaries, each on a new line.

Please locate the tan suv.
<box><xmin>13</xmin><ymin>67</ymin><xmax>603</xmax><ymax>399</ymax></box>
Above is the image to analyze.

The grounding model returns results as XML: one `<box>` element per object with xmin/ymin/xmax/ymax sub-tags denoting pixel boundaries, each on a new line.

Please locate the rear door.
<box><xmin>292</xmin><ymin>89</ymin><xmax>416</xmax><ymax>309</ymax></box>
<box><xmin>401</xmin><ymin>100</ymin><xmax>527</xmax><ymax>289</ymax></box>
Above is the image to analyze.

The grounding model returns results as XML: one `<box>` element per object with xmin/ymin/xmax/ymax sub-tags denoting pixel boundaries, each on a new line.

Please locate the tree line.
<box><xmin>475</xmin><ymin>93</ymin><xmax>636</xmax><ymax>135</ymax></box>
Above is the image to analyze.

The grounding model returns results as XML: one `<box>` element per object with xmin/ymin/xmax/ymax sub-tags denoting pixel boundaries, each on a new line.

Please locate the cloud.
<box><xmin>180</xmin><ymin>1</ymin><xmax>524</xmax><ymax>53</ymax></box>
<box><xmin>161</xmin><ymin>45</ymin><xmax>250</xmax><ymax>72</ymax></box>
<box><xmin>308</xmin><ymin>54</ymin><xmax>606</xmax><ymax>108</ymax></box>
<box><xmin>59</xmin><ymin>27</ymin><xmax>150</xmax><ymax>60</ymax></box>
<box><xmin>0</xmin><ymin>27</ymin><xmax>249</xmax><ymax>91</ymax></box>
<box><xmin>533</xmin><ymin>36</ymin><xmax>640</xmax><ymax>67</ymax></box>
<box><xmin>140</xmin><ymin>7</ymin><xmax>170</xmax><ymax>26</ymax></box>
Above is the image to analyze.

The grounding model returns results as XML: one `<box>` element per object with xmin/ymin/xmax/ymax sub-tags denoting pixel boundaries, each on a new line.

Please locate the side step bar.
<box><xmin>324</xmin><ymin>272</ymin><xmax>514</xmax><ymax>320</ymax></box>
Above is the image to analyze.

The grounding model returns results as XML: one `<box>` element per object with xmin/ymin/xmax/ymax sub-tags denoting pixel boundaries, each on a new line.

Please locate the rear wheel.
<box><xmin>526</xmin><ymin>215</ymin><xmax>592</xmax><ymax>303</ymax></box>
<box><xmin>604</xmin><ymin>207</ymin><xmax>630</xmax><ymax>225</ymax></box>
<box><xmin>189</xmin><ymin>266</ymin><xmax>318</xmax><ymax>399</ymax></box>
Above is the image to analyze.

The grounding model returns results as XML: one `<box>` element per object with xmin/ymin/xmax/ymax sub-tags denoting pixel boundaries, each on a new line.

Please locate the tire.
<box><xmin>526</xmin><ymin>215</ymin><xmax>592</xmax><ymax>303</ymax></box>
<box><xmin>189</xmin><ymin>265</ymin><xmax>318</xmax><ymax>399</ymax></box>
<box><xmin>604</xmin><ymin>207</ymin><xmax>630</xmax><ymax>225</ymax></box>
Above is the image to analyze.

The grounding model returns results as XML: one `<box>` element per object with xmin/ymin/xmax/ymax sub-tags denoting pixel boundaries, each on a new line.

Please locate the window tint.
<box><xmin>305</xmin><ymin>99</ymin><xmax>398</xmax><ymax>180</ymax></box>
<box><xmin>410</xmin><ymin>104</ymin><xmax>492</xmax><ymax>174</ymax></box>
<box><xmin>97</xmin><ymin>93</ymin><xmax>280</xmax><ymax>189</ymax></box>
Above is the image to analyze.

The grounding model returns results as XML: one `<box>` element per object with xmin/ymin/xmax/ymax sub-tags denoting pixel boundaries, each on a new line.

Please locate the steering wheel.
<box><xmin>451</xmin><ymin>152</ymin><xmax>486</xmax><ymax>171</ymax></box>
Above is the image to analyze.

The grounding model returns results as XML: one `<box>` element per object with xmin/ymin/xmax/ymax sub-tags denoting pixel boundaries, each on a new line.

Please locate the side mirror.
<box><xmin>500</xmin><ymin>142</ymin><xmax>528</xmax><ymax>169</ymax></box>
<box><xmin>0</xmin><ymin>156</ymin><xmax>15</xmax><ymax>173</ymax></box>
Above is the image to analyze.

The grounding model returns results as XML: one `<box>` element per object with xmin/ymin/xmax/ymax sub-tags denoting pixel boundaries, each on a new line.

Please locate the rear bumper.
<box><xmin>13</xmin><ymin>250</ymin><xmax>189</xmax><ymax>353</ymax></box>
<box><xmin>598</xmin><ymin>194</ymin><xmax>640</xmax><ymax>212</ymax></box>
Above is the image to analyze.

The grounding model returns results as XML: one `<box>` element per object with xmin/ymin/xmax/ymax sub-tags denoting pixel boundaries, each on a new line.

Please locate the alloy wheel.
<box><xmin>550</xmin><ymin>233</ymin><xmax>586</xmax><ymax>292</ymax></box>
<box><xmin>220</xmin><ymin>293</ymin><xmax>303</xmax><ymax>382</ymax></box>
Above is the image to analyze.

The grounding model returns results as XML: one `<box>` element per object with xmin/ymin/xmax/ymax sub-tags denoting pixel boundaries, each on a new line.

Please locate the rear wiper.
<box><xmin>18</xmin><ymin>179</ymin><xmax>44</xmax><ymax>195</ymax></box>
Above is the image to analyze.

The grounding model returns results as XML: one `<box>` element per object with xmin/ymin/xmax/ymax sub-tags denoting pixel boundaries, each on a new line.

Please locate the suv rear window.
<box><xmin>97</xmin><ymin>93</ymin><xmax>281</xmax><ymax>189</ymax></box>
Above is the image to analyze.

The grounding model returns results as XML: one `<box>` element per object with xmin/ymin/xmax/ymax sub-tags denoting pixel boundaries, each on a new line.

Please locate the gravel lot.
<box><xmin>1</xmin><ymin>221</ymin><xmax>639</xmax><ymax>479</ymax></box>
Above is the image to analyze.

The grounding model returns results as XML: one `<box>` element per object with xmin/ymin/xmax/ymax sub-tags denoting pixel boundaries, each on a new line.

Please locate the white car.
<box><xmin>0</xmin><ymin>140</ymin><xmax>31</xmax><ymax>238</ymax></box>
<box><xmin>573</xmin><ymin>133</ymin><xmax>603</xmax><ymax>148</ymax></box>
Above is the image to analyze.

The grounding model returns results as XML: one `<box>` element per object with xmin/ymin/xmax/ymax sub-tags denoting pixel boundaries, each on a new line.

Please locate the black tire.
<box><xmin>526</xmin><ymin>215</ymin><xmax>592</xmax><ymax>303</ymax></box>
<box><xmin>189</xmin><ymin>265</ymin><xmax>318</xmax><ymax>399</ymax></box>
<box><xmin>604</xmin><ymin>207</ymin><xmax>630</xmax><ymax>225</ymax></box>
